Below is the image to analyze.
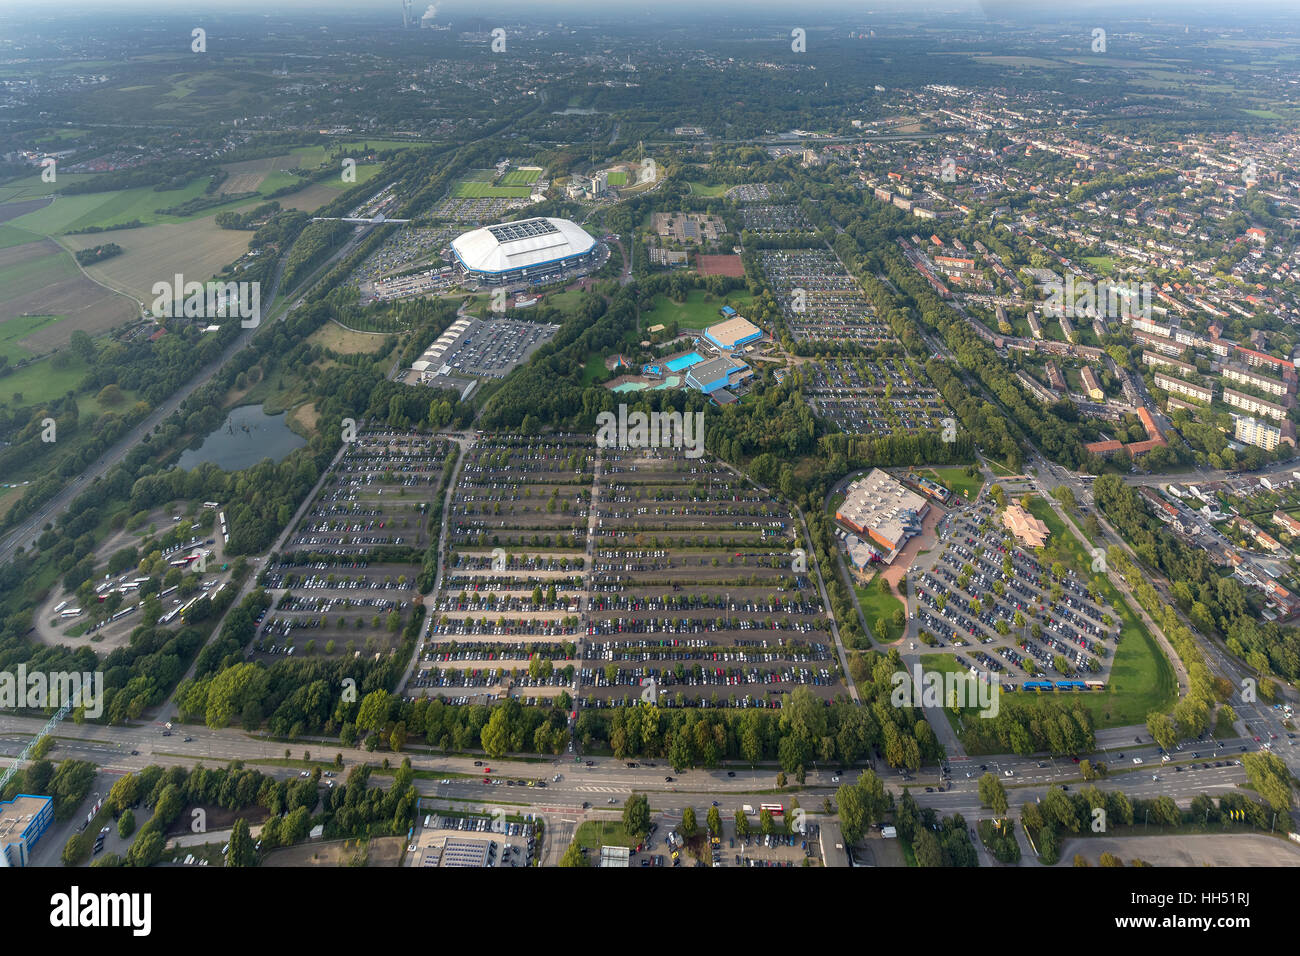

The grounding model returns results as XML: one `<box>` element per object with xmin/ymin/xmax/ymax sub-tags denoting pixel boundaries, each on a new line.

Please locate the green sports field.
<box><xmin>606</xmin><ymin>171</ymin><xmax>629</xmax><ymax>186</ymax></box>
<box><xmin>452</xmin><ymin>179</ymin><xmax>532</xmax><ymax>199</ymax></box>
<box><xmin>500</xmin><ymin>168</ymin><xmax>542</xmax><ymax>186</ymax></box>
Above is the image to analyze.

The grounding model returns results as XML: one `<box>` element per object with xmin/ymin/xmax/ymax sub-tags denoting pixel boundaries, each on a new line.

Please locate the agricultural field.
<box><xmin>61</xmin><ymin>220</ymin><xmax>252</xmax><ymax>305</ymax></box>
<box><xmin>0</xmin><ymin>239</ymin><xmax>136</xmax><ymax>353</ymax></box>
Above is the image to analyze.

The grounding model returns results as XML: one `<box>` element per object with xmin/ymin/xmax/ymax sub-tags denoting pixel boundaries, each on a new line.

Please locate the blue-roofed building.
<box><xmin>687</xmin><ymin>356</ymin><xmax>749</xmax><ymax>394</ymax></box>
<box><xmin>0</xmin><ymin>794</ymin><xmax>53</xmax><ymax>867</ymax></box>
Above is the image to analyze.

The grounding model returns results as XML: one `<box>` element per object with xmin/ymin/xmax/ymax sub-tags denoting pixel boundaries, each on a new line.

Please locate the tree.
<box><xmin>623</xmin><ymin>793</ymin><xmax>651</xmax><ymax>842</ymax></box>
<box><xmin>707</xmin><ymin>805</ymin><xmax>722</xmax><ymax>837</ymax></box>
<box><xmin>355</xmin><ymin>690</ymin><xmax>393</xmax><ymax>735</ymax></box>
<box><xmin>837</xmin><ymin>782</ymin><xmax>868</xmax><ymax>843</ymax></box>
<box><xmin>734</xmin><ymin>809</ymin><xmax>750</xmax><ymax>838</ymax></box>
<box><xmin>759</xmin><ymin>809</ymin><xmax>776</xmax><ymax>835</ymax></box>
<box><xmin>680</xmin><ymin>806</ymin><xmax>697</xmax><ymax>838</ymax></box>
<box><xmin>559</xmin><ymin>841</ymin><xmax>590</xmax><ymax>867</ymax></box>
<box><xmin>978</xmin><ymin>773</ymin><xmax>1008</xmax><ymax>817</ymax></box>
<box><xmin>227</xmin><ymin>818</ymin><xmax>256</xmax><ymax>867</ymax></box>
<box><xmin>1145</xmin><ymin>712</ymin><xmax>1178</xmax><ymax>752</ymax></box>
<box><xmin>914</xmin><ymin>828</ymin><xmax>944</xmax><ymax>867</ymax></box>
<box><xmin>117</xmin><ymin>809</ymin><xmax>136</xmax><ymax>839</ymax></box>
<box><xmin>126</xmin><ymin>829</ymin><xmax>166</xmax><ymax>868</ymax></box>
<box><xmin>480</xmin><ymin>708</ymin><xmax>510</xmax><ymax>759</ymax></box>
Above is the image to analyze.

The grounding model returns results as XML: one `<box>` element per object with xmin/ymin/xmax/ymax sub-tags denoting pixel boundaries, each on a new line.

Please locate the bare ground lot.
<box><xmin>263</xmin><ymin>836</ymin><xmax>405</xmax><ymax>867</ymax></box>
<box><xmin>1056</xmin><ymin>833</ymin><xmax>1300</xmax><ymax>866</ymax></box>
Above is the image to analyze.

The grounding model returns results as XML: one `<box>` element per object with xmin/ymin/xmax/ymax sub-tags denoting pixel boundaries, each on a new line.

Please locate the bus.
<box><xmin>1084</xmin><ymin>680</ymin><xmax>1106</xmax><ymax>690</ymax></box>
<box><xmin>61</xmin><ymin>608</ymin><xmax>81</xmax><ymax>618</ymax></box>
<box><xmin>54</xmin><ymin>600</ymin><xmax>68</xmax><ymax>613</ymax></box>
<box><xmin>759</xmin><ymin>803</ymin><xmax>783</xmax><ymax>817</ymax></box>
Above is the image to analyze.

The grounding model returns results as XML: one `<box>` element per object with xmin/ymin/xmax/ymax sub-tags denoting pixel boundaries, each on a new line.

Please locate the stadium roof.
<box><xmin>451</xmin><ymin>217</ymin><xmax>596</xmax><ymax>276</ymax></box>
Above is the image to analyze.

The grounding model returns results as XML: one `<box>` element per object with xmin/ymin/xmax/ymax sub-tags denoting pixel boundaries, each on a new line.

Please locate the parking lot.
<box><xmin>583</xmin><ymin>446</ymin><xmax>847</xmax><ymax>709</ymax></box>
<box><xmin>448</xmin><ymin>434</ymin><xmax>592</xmax><ymax>551</ymax></box>
<box><xmin>738</xmin><ymin>203</ymin><xmax>815</xmax><ymax>233</ymax></box>
<box><xmin>909</xmin><ymin>496</ymin><xmax>1120</xmax><ymax>690</ymax></box>
<box><xmin>428</xmin><ymin>317</ymin><xmax>561</xmax><ymax>380</ymax></box>
<box><xmin>757</xmin><ymin>249</ymin><xmax>892</xmax><ymax>345</ymax></box>
<box><xmin>409</xmin><ymin>811</ymin><xmax>538</xmax><ymax>868</ymax></box>
<box><xmin>802</xmin><ymin>356</ymin><xmax>950</xmax><ymax>436</ymax></box>
<box><xmin>284</xmin><ymin>431</ymin><xmax>451</xmax><ymax>556</ymax></box>
<box><xmin>252</xmin><ymin>428</ymin><xmax>439</xmax><ymax>660</ymax></box>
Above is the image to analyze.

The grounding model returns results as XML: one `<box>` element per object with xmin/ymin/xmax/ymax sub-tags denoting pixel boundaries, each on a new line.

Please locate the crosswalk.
<box><xmin>574</xmin><ymin>784</ymin><xmax>631</xmax><ymax>793</ymax></box>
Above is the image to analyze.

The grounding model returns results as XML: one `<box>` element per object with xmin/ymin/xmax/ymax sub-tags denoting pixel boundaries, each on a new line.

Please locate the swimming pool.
<box><xmin>666</xmin><ymin>352</ymin><xmax>704</xmax><ymax>373</ymax></box>
<box><xmin>612</xmin><ymin>381</ymin><xmax>647</xmax><ymax>392</ymax></box>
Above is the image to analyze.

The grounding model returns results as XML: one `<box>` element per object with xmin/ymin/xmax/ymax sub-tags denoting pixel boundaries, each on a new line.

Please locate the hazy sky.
<box><xmin>0</xmin><ymin>0</ymin><xmax>1292</xmax><ymax>16</ymax></box>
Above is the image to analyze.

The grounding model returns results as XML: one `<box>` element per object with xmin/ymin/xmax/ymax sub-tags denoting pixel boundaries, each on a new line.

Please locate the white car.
<box><xmin>1003</xmin><ymin>769</ymin><xmax>1013</xmax><ymax>777</ymax></box>
<box><xmin>1132</xmin><ymin>757</ymin><xmax>1143</xmax><ymax>765</ymax></box>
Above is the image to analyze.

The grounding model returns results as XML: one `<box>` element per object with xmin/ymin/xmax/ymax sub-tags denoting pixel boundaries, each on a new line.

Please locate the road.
<box><xmin>1</xmin><ymin>712</ymin><xmax>1270</xmax><ymax>825</ymax></box>
<box><xmin>0</xmin><ymin>222</ymin><xmax>374</xmax><ymax>565</ymax></box>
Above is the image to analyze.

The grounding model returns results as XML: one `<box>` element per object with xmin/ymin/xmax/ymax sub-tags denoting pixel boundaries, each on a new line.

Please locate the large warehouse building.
<box><xmin>834</xmin><ymin>469</ymin><xmax>928</xmax><ymax>559</ymax></box>
<box><xmin>450</xmin><ymin>217</ymin><xmax>600</xmax><ymax>285</ymax></box>
<box><xmin>704</xmin><ymin>315</ymin><xmax>764</xmax><ymax>351</ymax></box>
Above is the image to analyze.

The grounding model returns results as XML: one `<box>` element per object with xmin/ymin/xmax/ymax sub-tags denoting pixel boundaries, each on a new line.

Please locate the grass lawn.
<box><xmin>1023</xmin><ymin>496</ymin><xmax>1176</xmax><ymax>726</ymax></box>
<box><xmin>1082</xmin><ymin>256</ymin><xmax>1114</xmax><ymax>275</ymax></box>
<box><xmin>582</xmin><ymin>350</ymin><xmax>608</xmax><ymax>386</ymax></box>
<box><xmin>984</xmin><ymin>458</ymin><xmax>1021</xmax><ymax>478</ymax></box>
<box><xmin>0</xmin><ymin>352</ymin><xmax>92</xmax><ymax>408</ymax></box>
<box><xmin>924</xmin><ymin>465</ymin><xmax>983</xmax><ymax>503</ymax></box>
<box><xmin>572</xmin><ymin>819</ymin><xmax>635</xmax><ymax>853</ymax></box>
<box><xmin>544</xmin><ymin>289</ymin><xmax>595</xmax><ymax>317</ymax></box>
<box><xmin>855</xmin><ymin>573</ymin><xmax>907</xmax><ymax>642</ymax></box>
<box><xmin>640</xmin><ymin>289</ymin><xmax>755</xmax><ymax>332</ymax></box>
<box><xmin>687</xmin><ymin>182</ymin><xmax>730</xmax><ymax>196</ymax></box>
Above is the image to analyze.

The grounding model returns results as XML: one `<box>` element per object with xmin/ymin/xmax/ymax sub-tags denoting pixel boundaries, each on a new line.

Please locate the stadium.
<box><xmin>450</xmin><ymin>217</ymin><xmax>602</xmax><ymax>285</ymax></box>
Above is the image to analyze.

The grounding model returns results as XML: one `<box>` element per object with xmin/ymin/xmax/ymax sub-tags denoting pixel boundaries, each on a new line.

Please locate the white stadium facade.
<box><xmin>450</xmin><ymin>217</ymin><xmax>601</xmax><ymax>285</ymax></box>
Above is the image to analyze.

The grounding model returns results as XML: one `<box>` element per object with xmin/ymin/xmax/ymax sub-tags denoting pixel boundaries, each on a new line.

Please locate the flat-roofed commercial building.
<box><xmin>440</xmin><ymin>838</ymin><xmax>498</xmax><ymax>868</ymax></box>
<box><xmin>834</xmin><ymin>469</ymin><xmax>928</xmax><ymax>557</ymax></box>
<box><xmin>704</xmin><ymin>315</ymin><xmax>764</xmax><ymax>351</ymax></box>
<box><xmin>0</xmin><ymin>794</ymin><xmax>53</xmax><ymax>867</ymax></box>
<box><xmin>686</xmin><ymin>356</ymin><xmax>748</xmax><ymax>394</ymax></box>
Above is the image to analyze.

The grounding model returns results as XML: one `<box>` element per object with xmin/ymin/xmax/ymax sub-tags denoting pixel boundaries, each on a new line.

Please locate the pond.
<box><xmin>178</xmin><ymin>404</ymin><xmax>306</xmax><ymax>471</ymax></box>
